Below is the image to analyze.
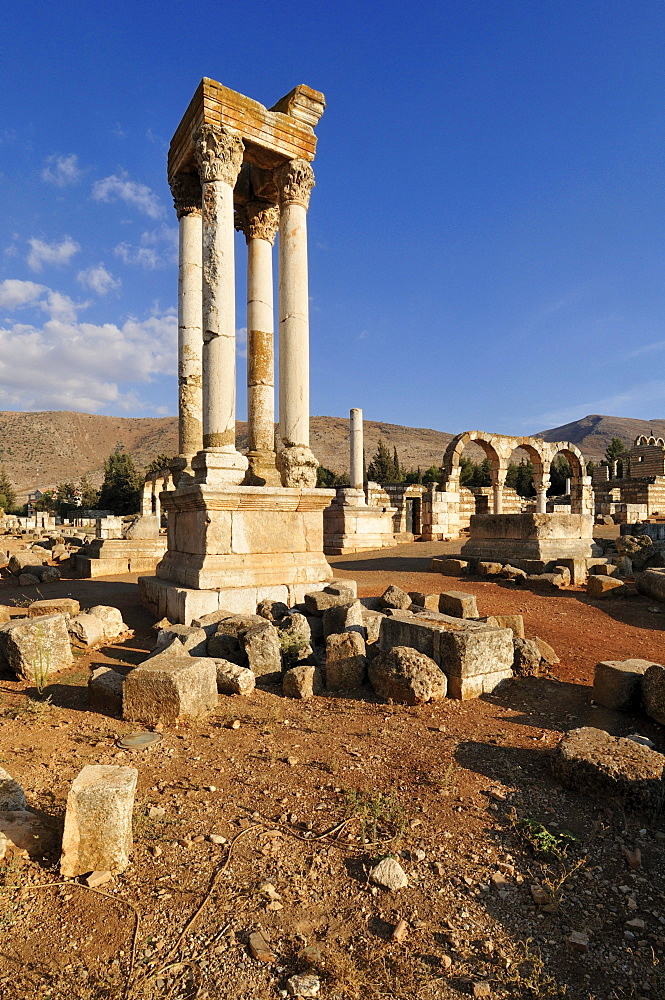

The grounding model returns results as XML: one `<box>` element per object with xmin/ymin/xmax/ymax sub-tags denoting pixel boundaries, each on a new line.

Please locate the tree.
<box><xmin>548</xmin><ymin>456</ymin><xmax>572</xmax><ymax>495</ymax></box>
<box><xmin>392</xmin><ymin>446</ymin><xmax>402</xmax><ymax>482</ymax></box>
<box><xmin>505</xmin><ymin>460</ymin><xmax>534</xmax><ymax>497</ymax></box>
<box><xmin>459</xmin><ymin>456</ymin><xmax>491</xmax><ymax>488</ymax></box>
<box><xmin>78</xmin><ymin>476</ymin><xmax>100</xmax><ymax>510</ymax></box>
<box><xmin>367</xmin><ymin>440</ymin><xmax>396</xmax><ymax>483</ymax></box>
<box><xmin>98</xmin><ymin>444</ymin><xmax>141</xmax><ymax>514</ymax></box>
<box><xmin>604</xmin><ymin>437</ymin><xmax>627</xmax><ymax>466</ymax></box>
<box><xmin>0</xmin><ymin>467</ymin><xmax>16</xmax><ymax>512</ymax></box>
<box><xmin>145</xmin><ymin>454</ymin><xmax>175</xmax><ymax>475</ymax></box>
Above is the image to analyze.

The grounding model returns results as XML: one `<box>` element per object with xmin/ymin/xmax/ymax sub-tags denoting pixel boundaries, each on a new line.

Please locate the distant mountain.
<box><xmin>0</xmin><ymin>409</ymin><xmax>661</xmax><ymax>502</ymax></box>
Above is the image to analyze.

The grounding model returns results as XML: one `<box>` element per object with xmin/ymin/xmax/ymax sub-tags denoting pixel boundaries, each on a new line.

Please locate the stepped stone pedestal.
<box><xmin>461</xmin><ymin>513</ymin><xmax>596</xmax><ymax>565</ymax></box>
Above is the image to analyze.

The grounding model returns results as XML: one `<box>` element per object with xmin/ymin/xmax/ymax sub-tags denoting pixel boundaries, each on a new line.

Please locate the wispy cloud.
<box><xmin>622</xmin><ymin>340</ymin><xmax>665</xmax><ymax>360</ymax></box>
<box><xmin>26</xmin><ymin>236</ymin><xmax>80</xmax><ymax>272</ymax></box>
<box><xmin>41</xmin><ymin>153</ymin><xmax>82</xmax><ymax>187</ymax></box>
<box><xmin>92</xmin><ymin>170</ymin><xmax>163</xmax><ymax>218</ymax></box>
<box><xmin>0</xmin><ymin>278</ymin><xmax>176</xmax><ymax>411</ymax></box>
<box><xmin>526</xmin><ymin>381</ymin><xmax>665</xmax><ymax>431</ymax></box>
<box><xmin>114</xmin><ymin>225</ymin><xmax>177</xmax><ymax>269</ymax></box>
<box><xmin>77</xmin><ymin>264</ymin><xmax>121</xmax><ymax>296</ymax></box>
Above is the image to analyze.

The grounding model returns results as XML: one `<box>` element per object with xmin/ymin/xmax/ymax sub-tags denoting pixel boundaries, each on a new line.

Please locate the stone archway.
<box><xmin>442</xmin><ymin>431</ymin><xmax>549</xmax><ymax>514</ymax></box>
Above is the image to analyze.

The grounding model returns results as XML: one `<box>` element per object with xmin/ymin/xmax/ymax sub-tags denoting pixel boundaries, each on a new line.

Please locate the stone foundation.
<box><xmin>323</xmin><ymin>501</ymin><xmax>397</xmax><ymax>554</ymax></box>
<box><xmin>76</xmin><ymin>538</ymin><xmax>168</xmax><ymax>578</ymax></box>
<box><xmin>461</xmin><ymin>513</ymin><xmax>595</xmax><ymax>564</ymax></box>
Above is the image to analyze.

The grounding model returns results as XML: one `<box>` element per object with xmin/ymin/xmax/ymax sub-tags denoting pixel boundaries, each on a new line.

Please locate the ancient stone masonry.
<box><xmin>592</xmin><ymin>435</ymin><xmax>665</xmax><ymax>521</ymax></box>
<box><xmin>140</xmin><ymin>80</ymin><xmax>334</xmax><ymax>622</ymax></box>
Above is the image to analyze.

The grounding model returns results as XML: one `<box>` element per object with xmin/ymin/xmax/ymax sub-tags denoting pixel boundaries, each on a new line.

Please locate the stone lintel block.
<box><xmin>447</xmin><ymin>668</ymin><xmax>513</xmax><ymax>701</ymax></box>
<box><xmin>587</xmin><ymin>576</ymin><xmax>625</xmax><ymax>597</ymax></box>
<box><xmin>593</xmin><ymin>659</ymin><xmax>655</xmax><ymax>712</ymax></box>
<box><xmin>325</xmin><ymin>631</ymin><xmax>367</xmax><ymax>691</ymax></box>
<box><xmin>123</xmin><ymin>651</ymin><xmax>218</xmax><ymax>725</ymax></box>
<box><xmin>60</xmin><ymin>765</ymin><xmax>138</xmax><ymax>877</ymax></box>
<box><xmin>88</xmin><ymin>666</ymin><xmax>124</xmax><ymax>716</ymax></box>
<box><xmin>28</xmin><ymin>598</ymin><xmax>80</xmax><ymax>618</ymax></box>
<box><xmin>438</xmin><ymin>591</ymin><xmax>479</xmax><ymax>619</ymax></box>
<box><xmin>0</xmin><ymin>613</ymin><xmax>73</xmax><ymax>681</ymax></box>
<box><xmin>438</xmin><ymin>627</ymin><xmax>514</xmax><ymax>680</ymax></box>
<box><xmin>436</xmin><ymin>558</ymin><xmax>468</xmax><ymax>577</ymax></box>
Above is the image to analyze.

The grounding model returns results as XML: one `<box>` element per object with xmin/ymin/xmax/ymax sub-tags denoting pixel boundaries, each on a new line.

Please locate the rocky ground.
<box><xmin>0</xmin><ymin>535</ymin><xmax>664</xmax><ymax>1000</ymax></box>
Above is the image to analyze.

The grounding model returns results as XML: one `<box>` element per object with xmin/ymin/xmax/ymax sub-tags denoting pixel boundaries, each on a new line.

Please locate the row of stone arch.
<box><xmin>440</xmin><ymin>430</ymin><xmax>589</xmax><ymax>515</ymax></box>
<box><xmin>635</xmin><ymin>435</ymin><xmax>665</xmax><ymax>448</ymax></box>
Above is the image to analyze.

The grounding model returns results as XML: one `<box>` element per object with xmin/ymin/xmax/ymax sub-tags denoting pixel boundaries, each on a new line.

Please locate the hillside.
<box><xmin>0</xmin><ymin>410</ymin><xmax>662</xmax><ymax>501</ymax></box>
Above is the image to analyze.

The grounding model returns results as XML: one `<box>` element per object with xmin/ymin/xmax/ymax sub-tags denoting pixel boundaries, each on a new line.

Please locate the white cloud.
<box><xmin>41</xmin><ymin>154</ymin><xmax>82</xmax><ymax>187</ymax></box>
<box><xmin>528</xmin><ymin>381</ymin><xmax>665</xmax><ymax>431</ymax></box>
<box><xmin>114</xmin><ymin>225</ymin><xmax>178</xmax><ymax>269</ymax></box>
<box><xmin>92</xmin><ymin>170</ymin><xmax>163</xmax><ymax>218</ymax></box>
<box><xmin>0</xmin><ymin>281</ymin><xmax>176</xmax><ymax>412</ymax></box>
<box><xmin>77</xmin><ymin>264</ymin><xmax>121</xmax><ymax>296</ymax></box>
<box><xmin>27</xmin><ymin>236</ymin><xmax>80</xmax><ymax>272</ymax></box>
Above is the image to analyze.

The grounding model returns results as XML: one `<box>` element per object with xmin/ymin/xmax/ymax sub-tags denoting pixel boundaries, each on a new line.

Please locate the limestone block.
<box><xmin>616</xmin><ymin>534</ymin><xmax>654</xmax><ymax>571</ymax></box>
<box><xmin>8</xmin><ymin>551</ymin><xmax>48</xmax><ymax>574</ymax></box>
<box><xmin>0</xmin><ymin>606</ymin><xmax>11</xmax><ymax>624</ymax></box>
<box><xmin>490</xmin><ymin>614</ymin><xmax>524</xmax><ymax>639</ymax></box>
<box><xmin>123</xmin><ymin>651</ymin><xmax>218</xmax><ymax>725</ymax></box>
<box><xmin>213</xmin><ymin>659</ymin><xmax>256</xmax><ymax>696</ymax></box>
<box><xmin>326</xmin><ymin>579</ymin><xmax>357</xmax><ymax>600</ymax></box>
<box><xmin>207</xmin><ymin>614</ymin><xmax>266</xmax><ymax>663</ymax></box>
<box><xmin>0</xmin><ymin>767</ymin><xmax>27</xmax><ymax>811</ymax></box>
<box><xmin>512</xmin><ymin>637</ymin><xmax>542</xmax><ymax>677</ymax></box>
<box><xmin>305</xmin><ymin>587</ymin><xmax>356</xmax><ymax>615</ymax></box>
<box><xmin>408</xmin><ymin>592</ymin><xmax>440</xmax><ymax>611</ymax></box>
<box><xmin>552</xmin><ymin>566</ymin><xmax>572</xmax><ymax>587</ymax></box>
<box><xmin>87</xmin><ymin>605</ymin><xmax>126</xmax><ymax>639</ymax></box>
<box><xmin>37</xmin><ymin>566</ymin><xmax>61</xmax><ymax>583</ymax></box>
<box><xmin>242</xmin><ymin>622</ymin><xmax>282</xmax><ymax>678</ymax></box>
<box><xmin>192</xmin><ymin>608</ymin><xmax>241</xmax><ymax>638</ymax></box>
<box><xmin>527</xmin><ymin>573</ymin><xmax>567</xmax><ymax>591</ymax></box>
<box><xmin>322</xmin><ymin>600</ymin><xmax>364</xmax><ymax>639</ymax></box>
<box><xmin>0</xmin><ymin>613</ymin><xmax>73</xmax><ymax>681</ymax></box>
<box><xmin>283</xmin><ymin>664</ymin><xmax>324</xmax><ymax>699</ymax></box>
<box><xmin>379</xmin><ymin>585</ymin><xmax>412</xmax><ymax>611</ymax></box>
<box><xmin>278</xmin><ymin>612</ymin><xmax>313</xmax><ymax>660</ymax></box>
<box><xmin>533</xmin><ymin>636</ymin><xmax>559</xmax><ymax>664</ymax></box>
<box><xmin>361</xmin><ymin>607</ymin><xmax>385</xmax><ymax>645</ymax></box>
<box><xmin>447</xmin><ymin>667</ymin><xmax>513</xmax><ymax>701</ymax></box>
<box><xmin>593</xmin><ymin>659</ymin><xmax>654</xmax><ymax>712</ymax></box>
<box><xmin>554</xmin><ymin>558</ymin><xmax>587</xmax><ymax>586</ymax></box>
<box><xmin>155</xmin><ymin>625</ymin><xmax>208</xmax><ymax>657</ymax></box>
<box><xmin>18</xmin><ymin>573</ymin><xmax>40</xmax><ymax>586</ymax></box>
<box><xmin>438</xmin><ymin>591</ymin><xmax>479</xmax><ymax>619</ymax></box>
<box><xmin>68</xmin><ymin>614</ymin><xmax>106</xmax><ymax>648</ymax></box>
<box><xmin>28</xmin><ymin>598</ymin><xmax>80</xmax><ymax>618</ymax></box>
<box><xmin>500</xmin><ymin>565</ymin><xmax>527</xmax><ymax>582</ymax></box>
<box><xmin>438</xmin><ymin>627</ymin><xmax>515</xmax><ymax>681</ymax></box>
<box><xmin>437</xmin><ymin>558</ymin><xmax>468</xmax><ymax>577</ymax></box>
<box><xmin>326</xmin><ymin>631</ymin><xmax>367</xmax><ymax>691</ymax></box>
<box><xmin>477</xmin><ymin>562</ymin><xmax>503</xmax><ymax>576</ymax></box>
<box><xmin>60</xmin><ymin>765</ymin><xmax>138</xmax><ymax>876</ymax></box>
<box><xmin>88</xmin><ymin>666</ymin><xmax>124</xmax><ymax>715</ymax></box>
<box><xmin>642</xmin><ymin>663</ymin><xmax>665</xmax><ymax>725</ymax></box>
<box><xmin>256</xmin><ymin>599</ymin><xmax>289</xmax><ymax>623</ymax></box>
<box><xmin>552</xmin><ymin>727</ymin><xmax>665</xmax><ymax>814</ymax></box>
<box><xmin>635</xmin><ymin>568</ymin><xmax>665</xmax><ymax>603</ymax></box>
<box><xmin>587</xmin><ymin>576</ymin><xmax>625</xmax><ymax>597</ymax></box>
<box><xmin>591</xmin><ymin>563</ymin><xmax>618</xmax><ymax>577</ymax></box>
<box><xmin>0</xmin><ymin>810</ymin><xmax>53</xmax><ymax>860</ymax></box>
<box><xmin>368</xmin><ymin>646</ymin><xmax>447</xmax><ymax>705</ymax></box>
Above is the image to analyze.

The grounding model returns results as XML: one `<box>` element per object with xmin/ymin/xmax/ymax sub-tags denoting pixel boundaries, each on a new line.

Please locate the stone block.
<box><xmin>477</xmin><ymin>561</ymin><xmax>503</xmax><ymax>576</ymax></box>
<box><xmin>325</xmin><ymin>579</ymin><xmax>357</xmax><ymax>600</ymax></box>
<box><xmin>521</xmin><ymin>560</ymin><xmax>548</xmax><ymax>575</ymax></box>
<box><xmin>0</xmin><ymin>810</ymin><xmax>53</xmax><ymax>860</ymax></box>
<box><xmin>593</xmin><ymin>659</ymin><xmax>653</xmax><ymax>712</ymax></box>
<box><xmin>123</xmin><ymin>651</ymin><xmax>218</xmax><ymax>725</ymax></box>
<box><xmin>326</xmin><ymin>631</ymin><xmax>367</xmax><ymax>691</ymax></box>
<box><xmin>378</xmin><ymin>585</ymin><xmax>412</xmax><ymax>611</ymax></box>
<box><xmin>155</xmin><ymin>625</ymin><xmax>208</xmax><ymax>657</ymax></box>
<box><xmin>283</xmin><ymin>664</ymin><xmax>324</xmax><ymax>699</ymax></box>
<box><xmin>361</xmin><ymin>607</ymin><xmax>385</xmax><ymax>644</ymax></box>
<box><xmin>552</xmin><ymin>727</ymin><xmax>665</xmax><ymax>814</ymax></box>
<box><xmin>60</xmin><ymin>765</ymin><xmax>138</xmax><ymax>877</ymax></box>
<box><xmin>0</xmin><ymin>606</ymin><xmax>11</xmax><ymax>624</ymax></box>
<box><xmin>591</xmin><ymin>563</ymin><xmax>618</xmax><ymax>577</ymax></box>
<box><xmin>490</xmin><ymin>614</ymin><xmax>525</xmax><ymax>639</ymax></box>
<box><xmin>587</xmin><ymin>576</ymin><xmax>625</xmax><ymax>597</ymax></box>
<box><xmin>533</xmin><ymin>635</ymin><xmax>559</xmax><ymax>664</ymax></box>
<box><xmin>68</xmin><ymin>614</ymin><xmax>106</xmax><ymax>648</ymax></box>
<box><xmin>436</xmin><ymin>558</ymin><xmax>468</xmax><ymax>577</ymax></box>
<box><xmin>408</xmin><ymin>592</ymin><xmax>440</xmax><ymax>611</ymax></box>
<box><xmin>18</xmin><ymin>573</ymin><xmax>39</xmax><ymax>586</ymax></box>
<box><xmin>0</xmin><ymin>767</ymin><xmax>27</xmax><ymax>811</ymax></box>
<box><xmin>635</xmin><ymin>568</ymin><xmax>665</xmax><ymax>603</ymax></box>
<box><xmin>38</xmin><ymin>566</ymin><xmax>61</xmax><ymax>583</ymax></box>
<box><xmin>322</xmin><ymin>600</ymin><xmax>364</xmax><ymax>639</ymax></box>
<box><xmin>553</xmin><ymin>558</ymin><xmax>587</xmax><ymax>586</ymax></box>
<box><xmin>446</xmin><ymin>668</ymin><xmax>513</xmax><ymax>701</ymax></box>
<box><xmin>242</xmin><ymin>622</ymin><xmax>282</xmax><ymax>678</ymax></box>
<box><xmin>512</xmin><ymin>637</ymin><xmax>542</xmax><ymax>677</ymax></box>
<box><xmin>439</xmin><ymin>627</ymin><xmax>515</xmax><ymax>681</ymax></box>
<box><xmin>28</xmin><ymin>598</ymin><xmax>80</xmax><ymax>618</ymax></box>
<box><xmin>552</xmin><ymin>565</ymin><xmax>572</xmax><ymax>587</ymax></box>
<box><xmin>642</xmin><ymin>663</ymin><xmax>665</xmax><ymax>725</ymax></box>
<box><xmin>213</xmin><ymin>659</ymin><xmax>256</xmax><ymax>696</ymax></box>
<box><xmin>527</xmin><ymin>573</ymin><xmax>567</xmax><ymax>591</ymax></box>
<box><xmin>500</xmin><ymin>565</ymin><xmax>527</xmax><ymax>582</ymax></box>
<box><xmin>256</xmin><ymin>599</ymin><xmax>289</xmax><ymax>623</ymax></box>
<box><xmin>207</xmin><ymin>614</ymin><xmax>266</xmax><ymax>663</ymax></box>
<box><xmin>438</xmin><ymin>591</ymin><xmax>479</xmax><ymax>619</ymax></box>
<box><xmin>87</xmin><ymin>605</ymin><xmax>126</xmax><ymax>639</ymax></box>
<box><xmin>304</xmin><ymin>585</ymin><xmax>356</xmax><ymax>615</ymax></box>
<box><xmin>368</xmin><ymin>646</ymin><xmax>447</xmax><ymax>705</ymax></box>
<box><xmin>8</xmin><ymin>551</ymin><xmax>48</xmax><ymax>574</ymax></box>
<box><xmin>88</xmin><ymin>666</ymin><xmax>124</xmax><ymax>715</ymax></box>
<box><xmin>191</xmin><ymin>608</ymin><xmax>240</xmax><ymax>638</ymax></box>
<box><xmin>0</xmin><ymin>613</ymin><xmax>73</xmax><ymax>681</ymax></box>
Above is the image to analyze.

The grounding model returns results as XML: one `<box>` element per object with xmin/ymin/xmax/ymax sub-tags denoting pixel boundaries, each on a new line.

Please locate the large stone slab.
<box><xmin>552</xmin><ymin>727</ymin><xmax>665</xmax><ymax>814</ymax></box>
<box><xmin>587</xmin><ymin>576</ymin><xmax>624</xmax><ymax>597</ymax></box>
<box><xmin>0</xmin><ymin>614</ymin><xmax>73</xmax><ymax>681</ymax></box>
<box><xmin>368</xmin><ymin>646</ymin><xmax>447</xmax><ymax>705</ymax></box>
<box><xmin>326</xmin><ymin>631</ymin><xmax>367</xmax><ymax>691</ymax></box>
<box><xmin>60</xmin><ymin>765</ymin><xmax>138</xmax><ymax>876</ymax></box>
<box><xmin>438</xmin><ymin>591</ymin><xmax>479</xmax><ymax>619</ymax></box>
<box><xmin>154</xmin><ymin>624</ymin><xmax>208</xmax><ymax>657</ymax></box>
<box><xmin>123</xmin><ymin>650</ymin><xmax>218</xmax><ymax>725</ymax></box>
<box><xmin>28</xmin><ymin>598</ymin><xmax>80</xmax><ymax>618</ymax></box>
<box><xmin>593</xmin><ymin>659</ymin><xmax>656</xmax><ymax>712</ymax></box>
<box><xmin>642</xmin><ymin>663</ymin><xmax>665</xmax><ymax>725</ymax></box>
<box><xmin>88</xmin><ymin>666</ymin><xmax>124</xmax><ymax>715</ymax></box>
<box><xmin>636</xmin><ymin>567</ymin><xmax>665</xmax><ymax>604</ymax></box>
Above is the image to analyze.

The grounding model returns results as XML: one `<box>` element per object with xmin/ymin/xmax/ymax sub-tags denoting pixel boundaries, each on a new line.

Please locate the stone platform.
<box><xmin>324</xmin><ymin>501</ymin><xmax>397</xmax><ymax>555</ymax></box>
<box><xmin>139</xmin><ymin>483</ymin><xmax>335</xmax><ymax>623</ymax></box>
<box><xmin>461</xmin><ymin>513</ymin><xmax>596</xmax><ymax>564</ymax></box>
<box><xmin>76</xmin><ymin>538</ymin><xmax>168</xmax><ymax>578</ymax></box>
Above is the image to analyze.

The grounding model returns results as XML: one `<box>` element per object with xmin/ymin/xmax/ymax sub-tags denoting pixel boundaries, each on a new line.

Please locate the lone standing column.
<box><xmin>170</xmin><ymin>173</ymin><xmax>203</xmax><ymax>482</ymax></box>
<box><xmin>349</xmin><ymin>407</ymin><xmax>366</xmax><ymax>503</ymax></box>
<box><xmin>237</xmin><ymin>201</ymin><xmax>281</xmax><ymax>486</ymax></box>
<box><xmin>192</xmin><ymin>125</ymin><xmax>248</xmax><ymax>485</ymax></box>
<box><xmin>276</xmin><ymin>159</ymin><xmax>318</xmax><ymax>488</ymax></box>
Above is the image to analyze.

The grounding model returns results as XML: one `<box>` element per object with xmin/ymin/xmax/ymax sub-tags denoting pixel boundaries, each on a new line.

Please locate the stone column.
<box><xmin>490</xmin><ymin>469</ymin><xmax>507</xmax><ymax>515</ymax></box>
<box><xmin>236</xmin><ymin>201</ymin><xmax>281</xmax><ymax>486</ymax></box>
<box><xmin>533</xmin><ymin>471</ymin><xmax>550</xmax><ymax>514</ymax></box>
<box><xmin>140</xmin><ymin>480</ymin><xmax>151</xmax><ymax>517</ymax></box>
<box><xmin>276</xmin><ymin>159</ymin><xmax>318</xmax><ymax>488</ymax></box>
<box><xmin>170</xmin><ymin>173</ymin><xmax>203</xmax><ymax>484</ymax></box>
<box><xmin>192</xmin><ymin>125</ymin><xmax>248</xmax><ymax>485</ymax></box>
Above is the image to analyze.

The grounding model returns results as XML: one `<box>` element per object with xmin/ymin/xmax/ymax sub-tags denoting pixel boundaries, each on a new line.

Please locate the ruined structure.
<box><xmin>140</xmin><ymin>79</ymin><xmax>334</xmax><ymax>622</ymax></box>
<box><xmin>593</xmin><ymin>435</ymin><xmax>665</xmax><ymax>522</ymax></box>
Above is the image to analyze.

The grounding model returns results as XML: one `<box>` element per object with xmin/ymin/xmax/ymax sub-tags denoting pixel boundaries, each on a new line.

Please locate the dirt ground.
<box><xmin>0</xmin><ymin>535</ymin><xmax>664</xmax><ymax>1000</ymax></box>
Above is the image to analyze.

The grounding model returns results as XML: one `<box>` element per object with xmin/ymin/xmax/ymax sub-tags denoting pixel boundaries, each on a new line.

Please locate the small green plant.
<box><xmin>504</xmin><ymin>939</ymin><xmax>565</xmax><ymax>996</ymax></box>
<box><xmin>344</xmin><ymin>788</ymin><xmax>406</xmax><ymax>845</ymax></box>
<box><xmin>514</xmin><ymin>817</ymin><xmax>576</xmax><ymax>860</ymax></box>
<box><xmin>279</xmin><ymin>631</ymin><xmax>309</xmax><ymax>669</ymax></box>
<box><xmin>1</xmin><ymin>695</ymin><xmax>52</xmax><ymax>720</ymax></box>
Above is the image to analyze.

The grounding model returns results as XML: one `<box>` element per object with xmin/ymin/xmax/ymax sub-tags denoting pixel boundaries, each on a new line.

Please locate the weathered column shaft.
<box><xmin>536</xmin><ymin>489</ymin><xmax>548</xmax><ymax>514</ymax></box>
<box><xmin>350</xmin><ymin>407</ymin><xmax>364</xmax><ymax>491</ymax></box>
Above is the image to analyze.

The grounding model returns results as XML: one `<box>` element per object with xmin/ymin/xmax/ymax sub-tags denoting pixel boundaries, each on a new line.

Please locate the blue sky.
<box><xmin>1</xmin><ymin>1</ymin><xmax>664</xmax><ymax>435</ymax></box>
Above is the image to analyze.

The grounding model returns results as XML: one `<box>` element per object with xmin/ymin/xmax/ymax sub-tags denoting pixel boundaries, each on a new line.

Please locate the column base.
<box><xmin>243</xmin><ymin>450</ymin><xmax>282</xmax><ymax>487</ymax></box>
<box><xmin>276</xmin><ymin>445</ymin><xmax>318</xmax><ymax>488</ymax></box>
<box><xmin>169</xmin><ymin>455</ymin><xmax>197</xmax><ymax>488</ymax></box>
<box><xmin>339</xmin><ymin>488</ymin><xmax>366</xmax><ymax>506</ymax></box>
<box><xmin>192</xmin><ymin>448</ymin><xmax>248</xmax><ymax>486</ymax></box>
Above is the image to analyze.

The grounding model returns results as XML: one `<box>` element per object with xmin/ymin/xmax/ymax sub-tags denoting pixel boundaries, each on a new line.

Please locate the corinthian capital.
<box><xmin>170</xmin><ymin>172</ymin><xmax>202</xmax><ymax>218</ymax></box>
<box><xmin>195</xmin><ymin>125</ymin><xmax>244</xmax><ymax>186</ymax></box>
<box><xmin>277</xmin><ymin>159</ymin><xmax>315</xmax><ymax>209</ymax></box>
<box><xmin>246</xmin><ymin>201</ymin><xmax>280</xmax><ymax>244</ymax></box>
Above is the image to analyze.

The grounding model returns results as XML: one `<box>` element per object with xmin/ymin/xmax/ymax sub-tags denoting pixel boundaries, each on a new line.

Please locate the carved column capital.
<box><xmin>170</xmin><ymin>172</ymin><xmax>202</xmax><ymax>218</ymax></box>
<box><xmin>195</xmin><ymin>125</ymin><xmax>244</xmax><ymax>186</ymax></box>
<box><xmin>236</xmin><ymin>200</ymin><xmax>280</xmax><ymax>244</ymax></box>
<box><xmin>276</xmin><ymin>159</ymin><xmax>315</xmax><ymax>209</ymax></box>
